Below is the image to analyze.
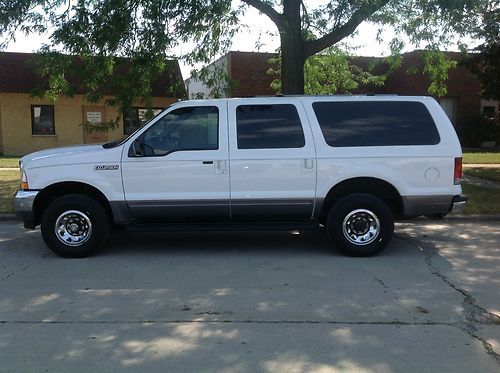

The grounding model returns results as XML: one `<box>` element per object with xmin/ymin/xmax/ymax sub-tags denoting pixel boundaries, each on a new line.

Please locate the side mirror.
<box><xmin>128</xmin><ymin>138</ymin><xmax>143</xmax><ymax>157</ymax></box>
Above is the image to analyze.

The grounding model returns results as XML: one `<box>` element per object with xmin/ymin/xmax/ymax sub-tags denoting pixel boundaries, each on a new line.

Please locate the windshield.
<box><xmin>101</xmin><ymin>105</ymin><xmax>173</xmax><ymax>149</ymax></box>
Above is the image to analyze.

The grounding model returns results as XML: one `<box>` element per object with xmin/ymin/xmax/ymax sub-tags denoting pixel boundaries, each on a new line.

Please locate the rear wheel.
<box><xmin>41</xmin><ymin>194</ymin><xmax>110</xmax><ymax>258</ymax></box>
<box><xmin>327</xmin><ymin>193</ymin><xmax>394</xmax><ymax>257</ymax></box>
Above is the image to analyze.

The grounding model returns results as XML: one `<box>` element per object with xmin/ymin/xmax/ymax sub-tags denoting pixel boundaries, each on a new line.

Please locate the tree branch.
<box><xmin>303</xmin><ymin>0</ymin><xmax>390</xmax><ymax>58</ymax></box>
<box><xmin>242</xmin><ymin>0</ymin><xmax>285</xmax><ymax>30</ymax></box>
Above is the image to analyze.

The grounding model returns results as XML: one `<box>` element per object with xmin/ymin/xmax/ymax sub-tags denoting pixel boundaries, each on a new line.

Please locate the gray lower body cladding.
<box><xmin>402</xmin><ymin>195</ymin><xmax>457</xmax><ymax>217</ymax></box>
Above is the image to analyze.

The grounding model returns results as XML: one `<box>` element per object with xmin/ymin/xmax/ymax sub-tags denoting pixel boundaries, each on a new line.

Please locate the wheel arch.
<box><xmin>33</xmin><ymin>182</ymin><xmax>113</xmax><ymax>227</ymax></box>
<box><xmin>318</xmin><ymin>177</ymin><xmax>403</xmax><ymax>223</ymax></box>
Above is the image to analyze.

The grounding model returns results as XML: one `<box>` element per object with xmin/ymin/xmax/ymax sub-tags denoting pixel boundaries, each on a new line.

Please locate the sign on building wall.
<box><xmin>86</xmin><ymin>112</ymin><xmax>102</xmax><ymax>124</ymax></box>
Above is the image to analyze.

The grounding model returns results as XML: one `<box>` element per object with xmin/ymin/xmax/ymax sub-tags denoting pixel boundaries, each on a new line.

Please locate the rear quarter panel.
<box><xmin>301</xmin><ymin>96</ymin><xmax>463</xmax><ymax>198</ymax></box>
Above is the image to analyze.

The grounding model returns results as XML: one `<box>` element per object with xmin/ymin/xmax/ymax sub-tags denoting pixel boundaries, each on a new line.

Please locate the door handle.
<box><xmin>216</xmin><ymin>160</ymin><xmax>227</xmax><ymax>174</ymax></box>
<box><xmin>202</xmin><ymin>161</ymin><xmax>214</xmax><ymax>165</ymax></box>
<box><xmin>303</xmin><ymin>159</ymin><xmax>314</xmax><ymax>169</ymax></box>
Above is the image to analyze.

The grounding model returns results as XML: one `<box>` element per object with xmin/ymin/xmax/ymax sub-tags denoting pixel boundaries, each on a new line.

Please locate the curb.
<box><xmin>400</xmin><ymin>214</ymin><xmax>500</xmax><ymax>223</ymax></box>
<box><xmin>0</xmin><ymin>214</ymin><xmax>17</xmax><ymax>221</ymax></box>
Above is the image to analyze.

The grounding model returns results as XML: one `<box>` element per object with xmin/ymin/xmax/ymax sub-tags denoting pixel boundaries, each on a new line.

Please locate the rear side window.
<box><xmin>312</xmin><ymin>101</ymin><xmax>440</xmax><ymax>147</ymax></box>
<box><xmin>236</xmin><ymin>104</ymin><xmax>305</xmax><ymax>149</ymax></box>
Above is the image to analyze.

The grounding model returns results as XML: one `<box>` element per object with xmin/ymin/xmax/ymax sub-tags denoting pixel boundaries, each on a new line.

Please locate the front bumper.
<box><xmin>13</xmin><ymin>190</ymin><xmax>39</xmax><ymax>229</ymax></box>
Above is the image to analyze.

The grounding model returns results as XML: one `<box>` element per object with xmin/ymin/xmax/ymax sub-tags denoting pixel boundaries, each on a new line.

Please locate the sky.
<box><xmin>4</xmin><ymin>6</ymin><xmax>474</xmax><ymax>80</ymax></box>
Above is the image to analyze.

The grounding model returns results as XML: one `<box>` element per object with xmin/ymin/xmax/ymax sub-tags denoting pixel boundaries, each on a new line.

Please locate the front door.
<box><xmin>82</xmin><ymin>106</ymin><xmax>108</xmax><ymax>144</ymax></box>
<box><xmin>121</xmin><ymin>102</ymin><xmax>230</xmax><ymax>221</ymax></box>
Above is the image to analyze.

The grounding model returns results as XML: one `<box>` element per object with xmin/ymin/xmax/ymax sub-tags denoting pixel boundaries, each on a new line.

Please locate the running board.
<box><xmin>127</xmin><ymin>220</ymin><xmax>319</xmax><ymax>232</ymax></box>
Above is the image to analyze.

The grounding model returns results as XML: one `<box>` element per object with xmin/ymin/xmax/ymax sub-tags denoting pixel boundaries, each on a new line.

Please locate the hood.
<box><xmin>21</xmin><ymin>143</ymin><xmax>123</xmax><ymax>169</ymax></box>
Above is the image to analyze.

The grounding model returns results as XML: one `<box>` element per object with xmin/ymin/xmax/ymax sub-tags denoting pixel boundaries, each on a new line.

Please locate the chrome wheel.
<box><xmin>54</xmin><ymin>210</ymin><xmax>92</xmax><ymax>247</ymax></box>
<box><xmin>342</xmin><ymin>209</ymin><xmax>380</xmax><ymax>245</ymax></box>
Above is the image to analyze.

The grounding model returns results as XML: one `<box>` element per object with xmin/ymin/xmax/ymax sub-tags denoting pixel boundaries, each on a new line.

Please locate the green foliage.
<box><xmin>457</xmin><ymin>115</ymin><xmax>500</xmax><ymax>148</ymax></box>
<box><xmin>268</xmin><ymin>47</ymin><xmax>385</xmax><ymax>94</ymax></box>
<box><xmin>466</xmin><ymin>1</ymin><xmax>500</xmax><ymax>100</ymax></box>
<box><xmin>421</xmin><ymin>49</ymin><xmax>457</xmax><ymax>97</ymax></box>
<box><xmin>0</xmin><ymin>0</ymin><xmax>491</xmax><ymax>98</ymax></box>
<box><xmin>0</xmin><ymin>0</ymin><xmax>238</xmax><ymax>129</ymax></box>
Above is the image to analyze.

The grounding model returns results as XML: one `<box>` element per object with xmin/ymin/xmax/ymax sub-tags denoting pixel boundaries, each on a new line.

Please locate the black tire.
<box><xmin>41</xmin><ymin>194</ymin><xmax>110</xmax><ymax>258</ymax></box>
<box><xmin>327</xmin><ymin>193</ymin><xmax>394</xmax><ymax>257</ymax></box>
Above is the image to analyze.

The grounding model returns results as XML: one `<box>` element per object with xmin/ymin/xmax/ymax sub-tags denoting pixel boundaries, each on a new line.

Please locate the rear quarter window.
<box><xmin>312</xmin><ymin>101</ymin><xmax>441</xmax><ymax>147</ymax></box>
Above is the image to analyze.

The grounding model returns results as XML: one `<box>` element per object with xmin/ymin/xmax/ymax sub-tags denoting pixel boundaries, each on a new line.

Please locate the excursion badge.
<box><xmin>94</xmin><ymin>164</ymin><xmax>119</xmax><ymax>171</ymax></box>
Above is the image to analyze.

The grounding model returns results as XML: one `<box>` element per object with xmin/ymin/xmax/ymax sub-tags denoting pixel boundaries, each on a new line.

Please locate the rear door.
<box><xmin>227</xmin><ymin>98</ymin><xmax>317</xmax><ymax>219</ymax></box>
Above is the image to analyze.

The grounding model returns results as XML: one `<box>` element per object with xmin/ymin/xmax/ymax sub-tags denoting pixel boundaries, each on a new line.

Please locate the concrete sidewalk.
<box><xmin>464</xmin><ymin>164</ymin><xmax>500</xmax><ymax>168</ymax></box>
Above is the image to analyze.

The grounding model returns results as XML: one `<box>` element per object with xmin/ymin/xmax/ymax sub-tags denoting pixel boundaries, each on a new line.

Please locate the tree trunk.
<box><xmin>280</xmin><ymin>0</ymin><xmax>305</xmax><ymax>95</ymax></box>
<box><xmin>281</xmin><ymin>34</ymin><xmax>305</xmax><ymax>94</ymax></box>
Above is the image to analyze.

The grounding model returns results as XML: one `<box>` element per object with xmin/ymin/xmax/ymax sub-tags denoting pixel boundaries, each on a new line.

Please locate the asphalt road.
<box><xmin>0</xmin><ymin>220</ymin><xmax>499</xmax><ymax>372</ymax></box>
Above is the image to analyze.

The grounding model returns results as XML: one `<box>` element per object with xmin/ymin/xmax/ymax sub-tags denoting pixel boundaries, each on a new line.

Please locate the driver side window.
<box><xmin>141</xmin><ymin>106</ymin><xmax>219</xmax><ymax>156</ymax></box>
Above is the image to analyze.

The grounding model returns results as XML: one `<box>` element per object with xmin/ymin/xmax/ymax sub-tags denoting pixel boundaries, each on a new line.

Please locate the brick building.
<box><xmin>186</xmin><ymin>50</ymin><xmax>499</xmax><ymax>130</ymax></box>
<box><xmin>0</xmin><ymin>52</ymin><xmax>186</xmax><ymax>155</ymax></box>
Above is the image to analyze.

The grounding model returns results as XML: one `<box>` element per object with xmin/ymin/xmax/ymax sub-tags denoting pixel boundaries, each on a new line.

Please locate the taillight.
<box><xmin>454</xmin><ymin>157</ymin><xmax>462</xmax><ymax>185</ymax></box>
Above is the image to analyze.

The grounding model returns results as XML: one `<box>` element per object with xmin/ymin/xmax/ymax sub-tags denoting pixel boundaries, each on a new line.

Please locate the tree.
<box><xmin>0</xmin><ymin>0</ymin><xmax>240</xmax><ymax>127</ymax></box>
<box><xmin>267</xmin><ymin>46</ymin><xmax>386</xmax><ymax>95</ymax></box>
<box><xmin>467</xmin><ymin>1</ymin><xmax>500</xmax><ymax>100</ymax></box>
<box><xmin>0</xmin><ymin>0</ymin><xmax>490</xmax><ymax>105</ymax></box>
<box><xmin>241</xmin><ymin>0</ymin><xmax>488</xmax><ymax>93</ymax></box>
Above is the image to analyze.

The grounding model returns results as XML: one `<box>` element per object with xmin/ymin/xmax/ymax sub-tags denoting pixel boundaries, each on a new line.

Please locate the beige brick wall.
<box><xmin>0</xmin><ymin>94</ymin><xmax>177</xmax><ymax>156</ymax></box>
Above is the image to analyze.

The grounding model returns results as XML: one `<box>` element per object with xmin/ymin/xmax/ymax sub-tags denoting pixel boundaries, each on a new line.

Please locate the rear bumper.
<box><xmin>13</xmin><ymin>190</ymin><xmax>39</xmax><ymax>229</ymax></box>
<box><xmin>451</xmin><ymin>195</ymin><xmax>468</xmax><ymax>213</ymax></box>
<box><xmin>402</xmin><ymin>194</ymin><xmax>467</xmax><ymax>217</ymax></box>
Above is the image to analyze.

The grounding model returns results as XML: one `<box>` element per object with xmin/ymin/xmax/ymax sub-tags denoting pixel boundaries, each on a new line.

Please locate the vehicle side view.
<box><xmin>14</xmin><ymin>96</ymin><xmax>467</xmax><ymax>257</ymax></box>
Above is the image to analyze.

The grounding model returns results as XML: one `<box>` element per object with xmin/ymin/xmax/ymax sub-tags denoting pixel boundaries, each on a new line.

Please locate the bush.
<box><xmin>456</xmin><ymin>115</ymin><xmax>500</xmax><ymax>148</ymax></box>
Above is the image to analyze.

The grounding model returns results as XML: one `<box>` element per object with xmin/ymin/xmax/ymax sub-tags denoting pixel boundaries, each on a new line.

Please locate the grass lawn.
<box><xmin>0</xmin><ymin>157</ymin><xmax>19</xmax><ymax>168</ymax></box>
<box><xmin>0</xmin><ymin>169</ymin><xmax>19</xmax><ymax>213</ymax></box>
<box><xmin>461</xmin><ymin>183</ymin><xmax>500</xmax><ymax>215</ymax></box>
<box><xmin>464</xmin><ymin>168</ymin><xmax>500</xmax><ymax>182</ymax></box>
<box><xmin>463</xmin><ymin>151</ymin><xmax>500</xmax><ymax>164</ymax></box>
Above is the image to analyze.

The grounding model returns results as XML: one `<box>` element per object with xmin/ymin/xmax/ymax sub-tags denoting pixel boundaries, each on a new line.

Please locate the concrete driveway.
<box><xmin>0</xmin><ymin>220</ymin><xmax>499</xmax><ymax>372</ymax></box>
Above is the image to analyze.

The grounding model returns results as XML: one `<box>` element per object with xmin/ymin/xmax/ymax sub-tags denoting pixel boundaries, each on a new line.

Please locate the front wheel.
<box><xmin>327</xmin><ymin>193</ymin><xmax>394</xmax><ymax>257</ymax></box>
<box><xmin>41</xmin><ymin>194</ymin><xmax>110</xmax><ymax>258</ymax></box>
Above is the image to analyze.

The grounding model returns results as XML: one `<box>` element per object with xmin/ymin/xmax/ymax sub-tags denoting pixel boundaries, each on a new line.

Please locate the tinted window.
<box><xmin>236</xmin><ymin>104</ymin><xmax>305</xmax><ymax>149</ymax></box>
<box><xmin>313</xmin><ymin>101</ymin><xmax>440</xmax><ymax>147</ymax></box>
<box><xmin>141</xmin><ymin>106</ymin><xmax>218</xmax><ymax>156</ymax></box>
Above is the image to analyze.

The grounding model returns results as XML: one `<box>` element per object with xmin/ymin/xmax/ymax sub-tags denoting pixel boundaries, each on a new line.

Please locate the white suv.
<box><xmin>14</xmin><ymin>96</ymin><xmax>466</xmax><ymax>257</ymax></box>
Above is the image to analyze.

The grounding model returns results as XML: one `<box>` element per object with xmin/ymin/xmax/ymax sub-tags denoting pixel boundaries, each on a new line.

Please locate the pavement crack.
<box><xmin>401</xmin><ymin>235</ymin><xmax>500</xmax><ymax>364</ymax></box>
<box><xmin>0</xmin><ymin>263</ymin><xmax>35</xmax><ymax>282</ymax></box>
<box><xmin>0</xmin><ymin>319</ymin><xmax>454</xmax><ymax>326</ymax></box>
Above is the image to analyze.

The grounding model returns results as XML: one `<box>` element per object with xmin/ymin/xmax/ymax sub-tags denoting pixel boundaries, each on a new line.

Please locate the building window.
<box><xmin>439</xmin><ymin>98</ymin><xmax>456</xmax><ymax>123</ymax></box>
<box><xmin>480</xmin><ymin>99</ymin><xmax>499</xmax><ymax>119</ymax></box>
<box><xmin>482</xmin><ymin>106</ymin><xmax>496</xmax><ymax>118</ymax></box>
<box><xmin>124</xmin><ymin>107</ymin><xmax>163</xmax><ymax>135</ymax></box>
<box><xmin>31</xmin><ymin>105</ymin><xmax>55</xmax><ymax>135</ymax></box>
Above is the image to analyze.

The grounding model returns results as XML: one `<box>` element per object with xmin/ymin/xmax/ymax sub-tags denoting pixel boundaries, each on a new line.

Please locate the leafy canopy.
<box><xmin>466</xmin><ymin>1</ymin><xmax>500</xmax><ymax>100</ymax></box>
<box><xmin>0</xmin><ymin>0</ymin><xmax>492</xmax><ymax>107</ymax></box>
